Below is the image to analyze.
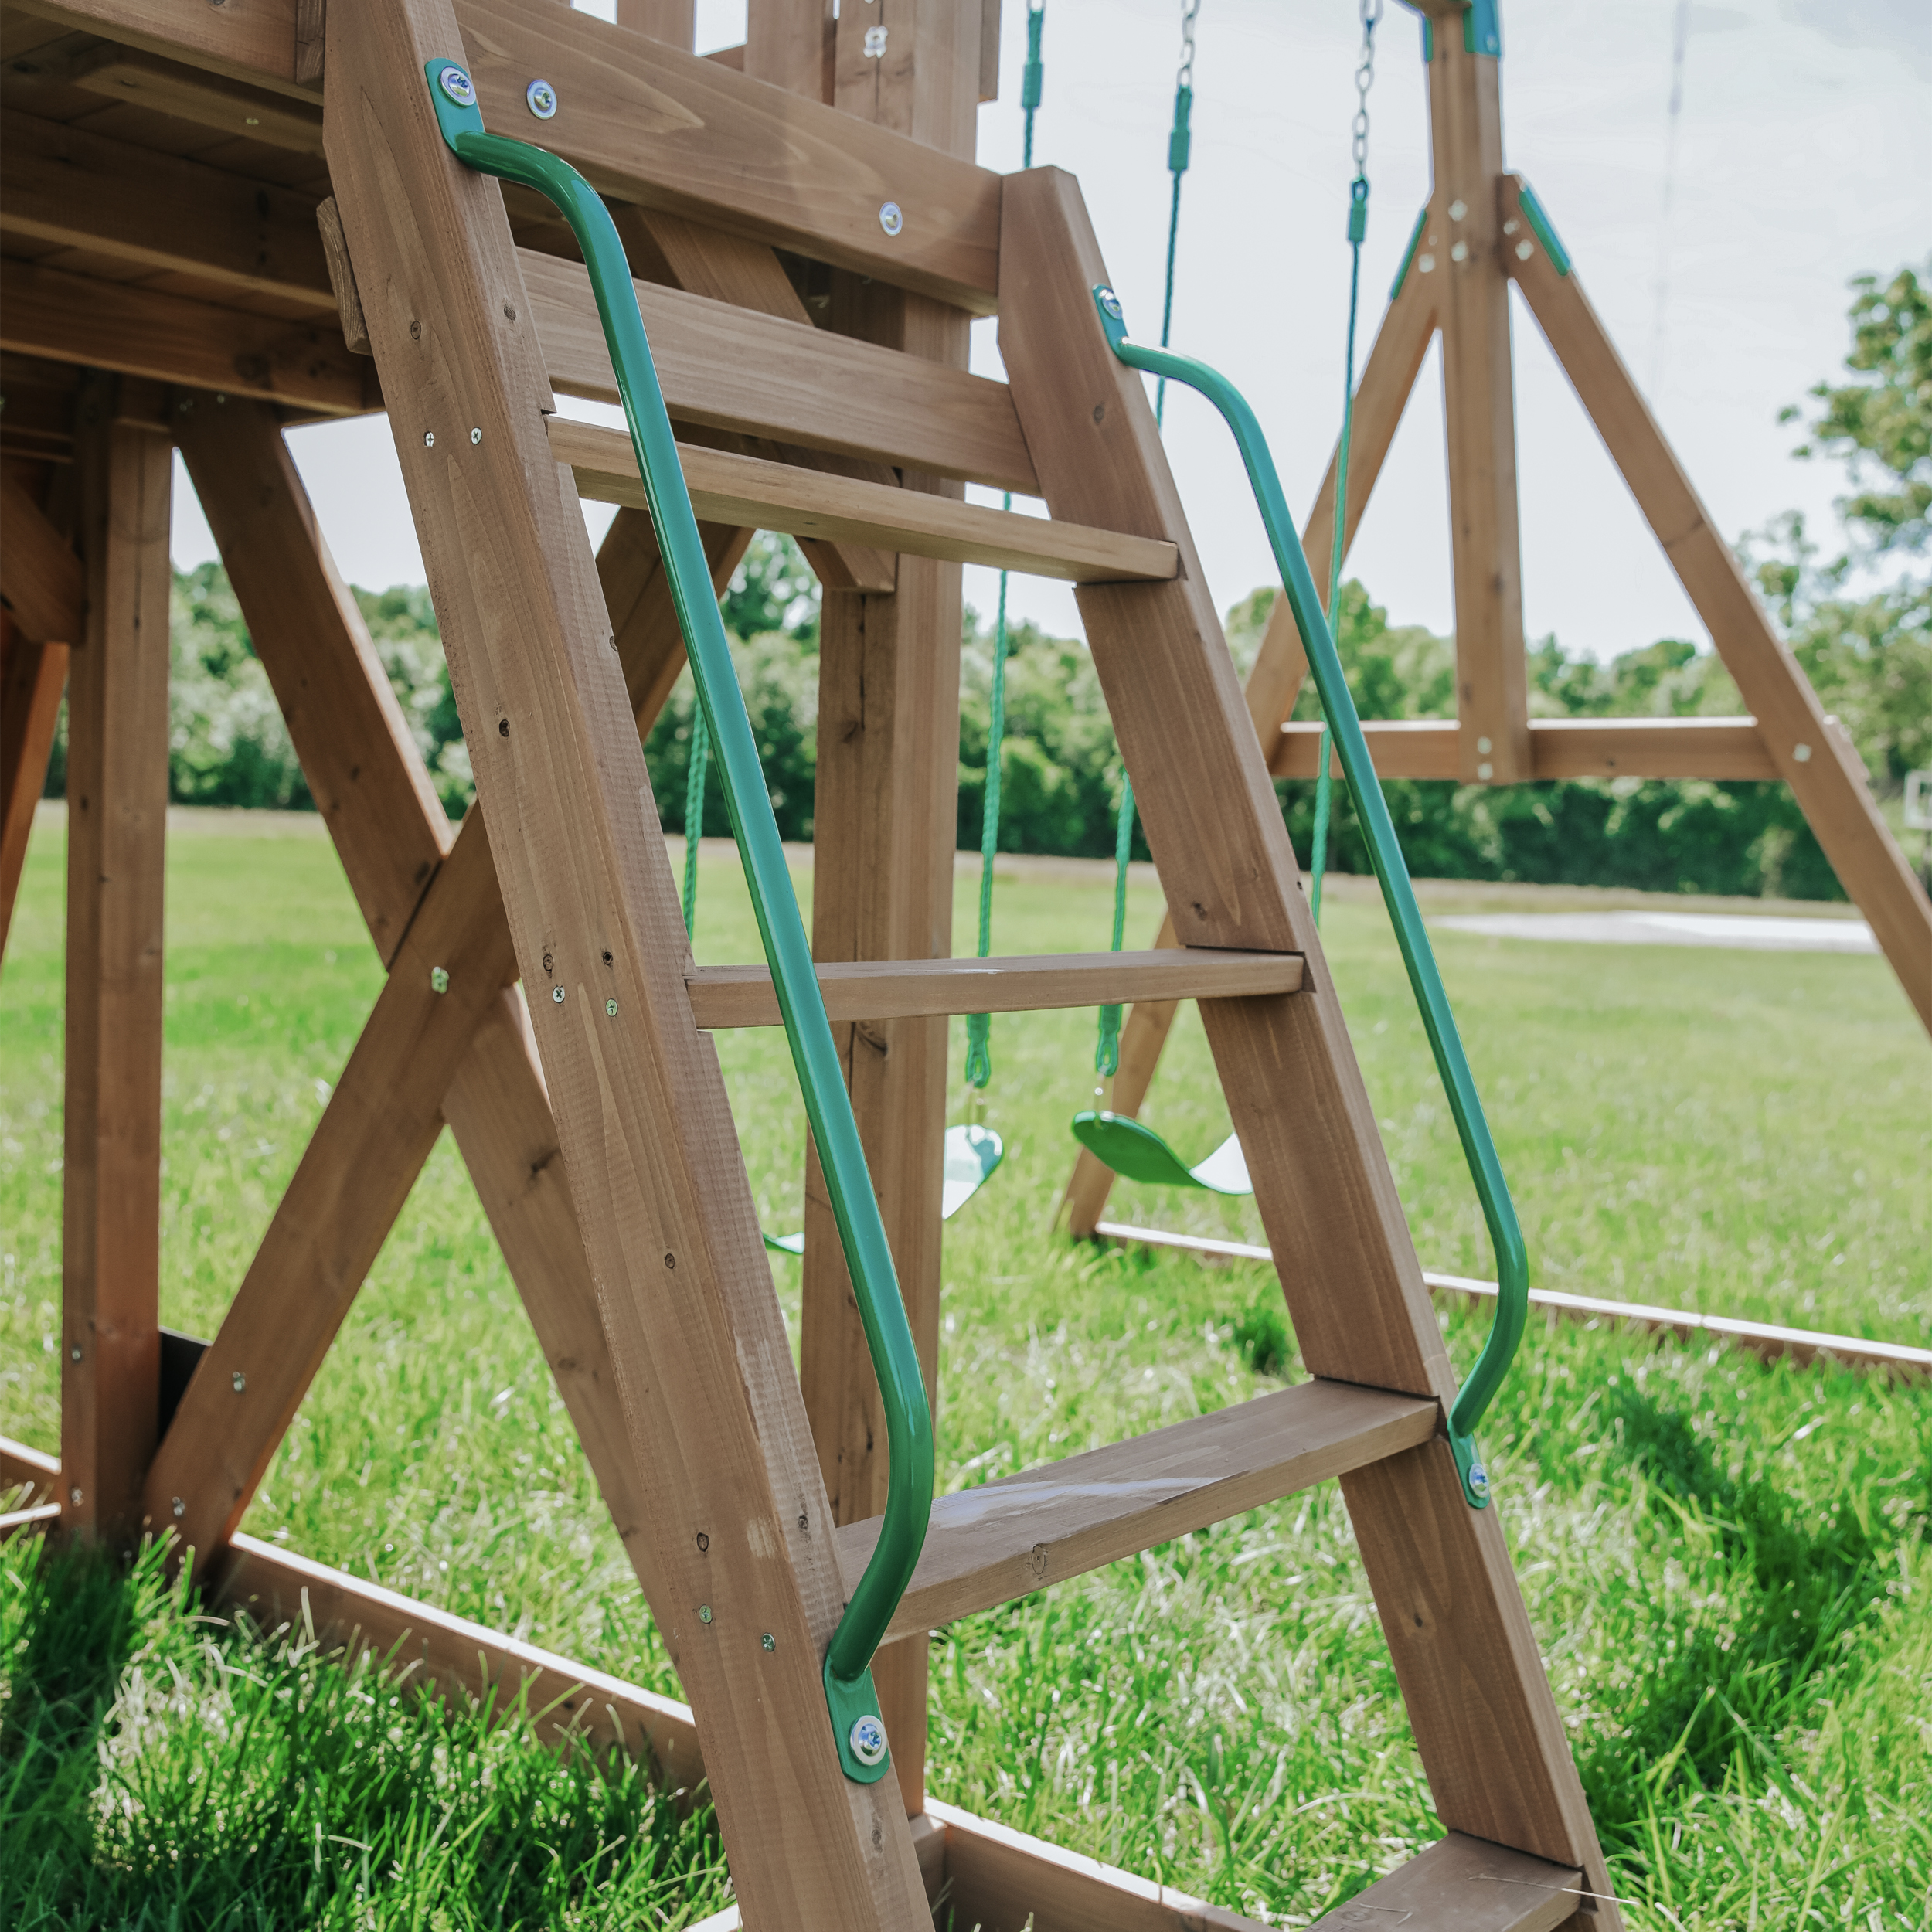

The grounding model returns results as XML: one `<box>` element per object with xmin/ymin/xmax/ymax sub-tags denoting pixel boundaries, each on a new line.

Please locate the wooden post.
<box><xmin>60</xmin><ymin>372</ymin><xmax>172</xmax><ymax>1546</ymax></box>
<box><xmin>325</xmin><ymin>2</ymin><xmax>928</xmax><ymax>1919</ymax></box>
<box><xmin>1425</xmin><ymin>19</ymin><xmax>1530</xmax><ymax>784</ymax></box>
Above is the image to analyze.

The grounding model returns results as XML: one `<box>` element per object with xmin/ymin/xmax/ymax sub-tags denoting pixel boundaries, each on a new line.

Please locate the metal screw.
<box><xmin>1450</xmin><ymin>240</ymin><xmax>1469</xmax><ymax>263</ymax></box>
<box><xmin>526</xmin><ymin>78</ymin><xmax>558</xmax><ymax>118</ymax></box>
<box><xmin>232</xmin><ymin>1371</ymin><xmax>247</xmax><ymax>1393</ymax></box>
<box><xmin>760</xmin><ymin>1632</ymin><xmax>776</xmax><ymax>1652</ymax></box>
<box><xmin>70</xmin><ymin>1486</ymin><xmax>83</xmax><ymax>1506</ymax></box>
<box><xmin>172</xmin><ymin>1498</ymin><xmax>185</xmax><ymax>1519</ymax></box>
<box><xmin>849</xmin><ymin>1714</ymin><xmax>887</xmax><ymax>1766</ymax></box>
<box><xmin>863</xmin><ymin>23</ymin><xmax>888</xmax><ymax>57</ymax></box>
<box><xmin>1447</xmin><ymin>197</ymin><xmax>1468</xmax><ymax>222</ymax></box>
<box><xmin>70</xmin><ymin>1344</ymin><xmax>82</xmax><ymax>1362</ymax></box>
<box><xmin>1477</xmin><ymin>760</ymin><xmax>1495</xmax><ymax>781</ymax></box>
<box><xmin>1418</xmin><ymin>253</ymin><xmax>1436</xmax><ymax>274</ymax></box>
<box><xmin>1793</xmin><ymin>742</ymin><xmax>1813</xmax><ymax>763</ymax></box>
<box><xmin>1096</xmin><ymin>286</ymin><xmax>1124</xmax><ymax>320</ymax></box>
<box><xmin>1476</xmin><ymin>736</ymin><xmax>1492</xmax><ymax>754</ymax></box>
<box><xmin>439</xmin><ymin>65</ymin><xmax>475</xmax><ymax>107</ymax></box>
<box><xmin>423</xmin><ymin>430</ymin><xmax>435</xmax><ymax>447</ymax></box>
<box><xmin>551</xmin><ymin>985</ymin><xmax>566</xmax><ymax>1004</ymax></box>
<box><xmin>877</xmin><ymin>200</ymin><xmax>903</xmax><ymax>238</ymax></box>
<box><xmin>605</xmin><ymin>998</ymin><xmax>618</xmax><ymax>1016</ymax></box>
<box><xmin>430</xmin><ymin>966</ymin><xmax>450</xmax><ymax>994</ymax></box>
<box><xmin>470</xmin><ymin>427</ymin><xmax>481</xmax><ymax>444</ymax></box>
<box><xmin>1516</xmin><ymin>240</ymin><xmax>1533</xmax><ymax>260</ymax></box>
<box><xmin>1502</xmin><ymin>219</ymin><xmax>1519</xmax><ymax>236</ymax></box>
<box><xmin>698</xmin><ymin>1604</ymin><xmax>713</xmax><ymax>1624</ymax></box>
<box><xmin>696</xmin><ymin>1532</ymin><xmax>709</xmax><ymax>1553</ymax></box>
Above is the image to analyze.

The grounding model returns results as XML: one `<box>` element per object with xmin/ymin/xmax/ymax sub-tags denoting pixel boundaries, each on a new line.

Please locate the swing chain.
<box><xmin>1175</xmin><ymin>0</ymin><xmax>1200</xmax><ymax>92</ymax></box>
<box><xmin>1352</xmin><ymin>0</ymin><xmax>1383</xmax><ymax>181</ymax></box>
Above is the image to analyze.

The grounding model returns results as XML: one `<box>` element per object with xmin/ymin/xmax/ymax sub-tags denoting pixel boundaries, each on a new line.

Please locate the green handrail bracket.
<box><xmin>425</xmin><ymin>60</ymin><xmax>933</xmax><ymax>1780</ymax></box>
<box><xmin>1515</xmin><ymin>180</ymin><xmax>1572</xmax><ymax>277</ymax></box>
<box><xmin>1090</xmin><ymin>285</ymin><xmax>1524</xmax><ymax>1510</ymax></box>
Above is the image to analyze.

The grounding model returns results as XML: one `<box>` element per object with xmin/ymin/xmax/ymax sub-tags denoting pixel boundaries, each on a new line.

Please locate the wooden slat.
<box><xmin>0</xmin><ymin>624</ymin><xmax>67</xmax><ymax>958</ymax></box>
<box><xmin>0</xmin><ymin>468</ymin><xmax>85</xmax><ymax>642</ymax></box>
<box><xmin>327</xmin><ymin>1</ymin><xmax>928</xmax><ymax>1916</ymax></box>
<box><xmin>1504</xmin><ymin>175</ymin><xmax>1932</xmax><ymax>1040</ymax></box>
<box><xmin>0</xmin><ymin>1434</ymin><xmax>60</xmax><ymax>1502</ymax></box>
<box><xmin>72</xmin><ymin>45</ymin><xmax>326</xmax><ymax>153</ymax></box>
<box><xmin>61</xmin><ymin>372</ymin><xmax>171</xmax><ymax>1546</ymax></box>
<box><xmin>839</xmin><ymin>1381</ymin><xmax>1437</xmax><ymax>1644</ymax></box>
<box><xmin>686</xmin><ymin>947</ymin><xmax>1304</xmax><ymax>1029</ymax></box>
<box><xmin>1308</xmin><ymin>1832</ymin><xmax>1582</xmax><ymax>1932</ymax></box>
<box><xmin>5</xmin><ymin>0</ymin><xmax>311</xmax><ymax>95</ymax></box>
<box><xmin>141</xmin><ymin>809</ymin><xmax>520</xmax><ymax>1564</ymax></box>
<box><xmin>524</xmin><ymin>250</ymin><xmax>1036</xmax><ymax>492</ymax></box>
<box><xmin>553</xmin><ymin>420</ymin><xmax>1174</xmax><ymax>585</ymax></box>
<box><xmin>1270</xmin><ymin>715</ymin><xmax>1778</xmax><ymax>781</ymax></box>
<box><xmin>0</xmin><ymin>1501</ymin><xmax>62</xmax><ymax>1542</ymax></box>
<box><xmin>1429</xmin><ymin>36</ymin><xmax>1529</xmax><ymax>782</ymax></box>
<box><xmin>998</xmin><ymin>167</ymin><xmax>1617</xmax><ymax>1910</ymax></box>
<box><xmin>216</xmin><ymin>1530</ymin><xmax>706</xmax><ymax>1785</ymax></box>
<box><xmin>0</xmin><ymin>259</ymin><xmax>377</xmax><ymax>417</ymax></box>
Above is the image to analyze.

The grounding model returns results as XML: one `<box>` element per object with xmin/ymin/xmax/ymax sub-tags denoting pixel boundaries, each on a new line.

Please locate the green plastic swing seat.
<box><xmin>1070</xmin><ymin>1112</ymin><xmax>1253</xmax><ymax>1195</ymax></box>
<box><xmin>764</xmin><ymin>1124</ymin><xmax>1005</xmax><ymax>1255</ymax></box>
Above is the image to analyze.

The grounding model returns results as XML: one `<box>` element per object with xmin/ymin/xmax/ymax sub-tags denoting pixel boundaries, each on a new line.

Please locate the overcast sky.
<box><xmin>172</xmin><ymin>0</ymin><xmax>1932</xmax><ymax>663</ymax></box>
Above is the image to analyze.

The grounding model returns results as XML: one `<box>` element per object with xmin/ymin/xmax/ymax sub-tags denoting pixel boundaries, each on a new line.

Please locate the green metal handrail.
<box><xmin>425</xmin><ymin>60</ymin><xmax>931</xmax><ymax>1778</ymax></box>
<box><xmin>1092</xmin><ymin>286</ymin><xmax>1522</xmax><ymax>1508</ymax></box>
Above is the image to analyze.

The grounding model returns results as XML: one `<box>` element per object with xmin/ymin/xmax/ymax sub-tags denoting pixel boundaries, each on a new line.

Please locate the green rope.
<box><xmin>682</xmin><ymin>702</ymin><xmax>707</xmax><ymax>936</ymax></box>
<box><xmin>1311</xmin><ymin>1</ymin><xmax>1380</xmax><ymax>924</ymax></box>
<box><xmin>964</xmin><ymin>2</ymin><xmax>1046</xmax><ymax>1092</ymax></box>
<box><xmin>1094</xmin><ymin>770</ymin><xmax>1135</xmax><ymax>1077</ymax></box>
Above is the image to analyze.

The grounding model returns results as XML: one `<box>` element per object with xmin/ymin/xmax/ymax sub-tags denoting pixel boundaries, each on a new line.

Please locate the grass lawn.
<box><xmin>3</xmin><ymin>809</ymin><xmax>1929</xmax><ymax>1927</ymax></box>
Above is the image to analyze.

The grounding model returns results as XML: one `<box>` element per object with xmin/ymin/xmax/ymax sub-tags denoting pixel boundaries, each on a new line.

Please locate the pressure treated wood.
<box><xmin>61</xmin><ymin>375</ymin><xmax>171</xmax><ymax>1546</ymax></box>
<box><xmin>1505</xmin><ymin>180</ymin><xmax>1932</xmax><ymax>1035</ymax></box>
<box><xmin>1270</xmin><ymin>714</ymin><xmax>1778</xmax><ymax>781</ymax></box>
<box><xmin>999</xmin><ymin>168</ymin><xmax>1617</xmax><ymax>1915</ymax></box>
<box><xmin>553</xmin><ymin>419</ymin><xmax>1175</xmax><ymax>584</ymax></box>
<box><xmin>524</xmin><ymin>251</ymin><xmax>1036</xmax><ymax>492</ymax></box>
<box><xmin>1307</xmin><ymin>1832</ymin><xmax>1583</xmax><ymax>1932</ymax></box>
<box><xmin>685</xmin><ymin>948</ymin><xmax>1304</xmax><ymax>1029</ymax></box>
<box><xmin>838</xmin><ymin>1381</ymin><xmax>1437</xmax><ymax>1642</ymax></box>
<box><xmin>0</xmin><ymin>626</ymin><xmax>66</xmax><ymax>958</ymax></box>
<box><xmin>0</xmin><ymin>469</ymin><xmax>86</xmax><ymax>644</ymax></box>
<box><xmin>71</xmin><ymin>46</ymin><xmax>326</xmax><ymax>152</ymax></box>
<box><xmin>326</xmin><ymin>2</ymin><xmax>929</xmax><ymax>1917</ymax></box>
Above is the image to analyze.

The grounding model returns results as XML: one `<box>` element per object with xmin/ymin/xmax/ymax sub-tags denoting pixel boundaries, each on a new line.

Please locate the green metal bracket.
<box><xmin>1389</xmin><ymin>204</ymin><xmax>1430</xmax><ymax>302</ymax></box>
<box><xmin>1090</xmin><ymin>285</ymin><xmax>1524</xmax><ymax>1511</ymax></box>
<box><xmin>1515</xmin><ymin>180</ymin><xmax>1571</xmax><ymax>277</ymax></box>
<box><xmin>424</xmin><ymin>60</ymin><xmax>933</xmax><ymax>1780</ymax></box>
<box><xmin>1404</xmin><ymin>2</ymin><xmax>1500</xmax><ymax>63</ymax></box>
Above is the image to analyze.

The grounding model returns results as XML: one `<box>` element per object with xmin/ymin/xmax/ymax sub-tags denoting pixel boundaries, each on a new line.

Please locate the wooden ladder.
<box><xmin>73</xmin><ymin>0</ymin><xmax>1619</xmax><ymax>1924</ymax></box>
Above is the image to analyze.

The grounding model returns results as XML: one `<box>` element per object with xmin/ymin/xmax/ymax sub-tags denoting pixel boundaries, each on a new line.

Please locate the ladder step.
<box><xmin>839</xmin><ymin>1379</ymin><xmax>1437</xmax><ymax>1643</ymax></box>
<box><xmin>685</xmin><ymin>947</ymin><xmax>1303</xmax><ymax>1029</ymax></box>
<box><xmin>1308</xmin><ymin>1832</ymin><xmax>1585</xmax><ymax>1930</ymax></box>
<box><xmin>551</xmin><ymin>417</ymin><xmax>1180</xmax><ymax>585</ymax></box>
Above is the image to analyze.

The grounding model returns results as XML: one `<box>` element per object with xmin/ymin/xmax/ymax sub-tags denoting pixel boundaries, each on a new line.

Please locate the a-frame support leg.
<box><xmin>325</xmin><ymin>2</ymin><xmax>927</xmax><ymax>1920</ymax></box>
<box><xmin>1002</xmin><ymin>166</ymin><xmax>1620</xmax><ymax>1923</ymax></box>
<box><xmin>1503</xmin><ymin>177</ymin><xmax>1932</xmax><ymax>1035</ymax></box>
<box><xmin>1061</xmin><ymin>253</ymin><xmax>1438</xmax><ymax>1236</ymax></box>
<box><xmin>61</xmin><ymin>372</ymin><xmax>172</xmax><ymax>1545</ymax></box>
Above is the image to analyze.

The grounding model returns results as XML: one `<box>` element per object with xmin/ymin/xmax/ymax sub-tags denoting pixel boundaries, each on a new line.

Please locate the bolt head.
<box><xmin>551</xmin><ymin>985</ymin><xmax>566</xmax><ymax>1004</ymax></box>
<box><xmin>605</xmin><ymin>998</ymin><xmax>618</xmax><ymax>1017</ymax></box>
<box><xmin>1097</xmin><ymin>286</ymin><xmax>1124</xmax><ymax>320</ymax></box>
<box><xmin>1476</xmin><ymin>760</ymin><xmax>1495</xmax><ymax>781</ymax></box>
<box><xmin>849</xmin><ymin>1715</ymin><xmax>887</xmax><ymax>1766</ymax></box>
<box><xmin>698</xmin><ymin>1604</ymin><xmax>713</xmax><ymax>1624</ymax></box>
<box><xmin>877</xmin><ymin>200</ymin><xmax>904</xmax><ymax>238</ymax></box>
<box><xmin>760</xmin><ymin>1632</ymin><xmax>776</xmax><ymax>1652</ymax></box>
<box><xmin>172</xmin><ymin>1498</ymin><xmax>185</xmax><ymax>1519</ymax></box>
<box><xmin>1793</xmin><ymin>742</ymin><xmax>1813</xmax><ymax>764</ymax></box>
<box><xmin>526</xmin><ymin>78</ymin><xmax>557</xmax><ymax>118</ymax></box>
<box><xmin>232</xmin><ymin>1371</ymin><xmax>247</xmax><ymax>1393</ymax></box>
<box><xmin>69</xmin><ymin>1486</ymin><xmax>83</xmax><ymax>1506</ymax></box>
<box><xmin>1448</xmin><ymin>198</ymin><xmax>1468</xmax><ymax>222</ymax></box>
<box><xmin>430</xmin><ymin>966</ymin><xmax>451</xmax><ymax>995</ymax></box>
<box><xmin>423</xmin><ymin>430</ymin><xmax>435</xmax><ymax>447</ymax></box>
<box><xmin>70</xmin><ymin>1344</ymin><xmax>82</xmax><ymax>1362</ymax></box>
<box><xmin>438</xmin><ymin>65</ymin><xmax>475</xmax><ymax>107</ymax></box>
<box><xmin>470</xmin><ymin>427</ymin><xmax>482</xmax><ymax>445</ymax></box>
<box><xmin>1516</xmin><ymin>240</ymin><xmax>1533</xmax><ymax>260</ymax></box>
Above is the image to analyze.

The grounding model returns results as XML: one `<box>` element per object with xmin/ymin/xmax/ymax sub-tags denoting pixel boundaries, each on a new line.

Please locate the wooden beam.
<box><xmin>1504</xmin><ymin>175</ymin><xmax>1932</xmax><ymax>1039</ymax></box>
<box><xmin>61</xmin><ymin>372</ymin><xmax>171</xmax><ymax>1547</ymax></box>
<box><xmin>0</xmin><ymin>260</ymin><xmax>377</xmax><ymax>417</ymax></box>
<box><xmin>0</xmin><ymin>468</ymin><xmax>86</xmax><ymax>643</ymax></box>
<box><xmin>686</xmin><ymin>947</ymin><xmax>1304</xmax><ymax>1029</ymax></box>
<box><xmin>0</xmin><ymin>1501</ymin><xmax>62</xmax><ymax>1543</ymax></box>
<box><xmin>745</xmin><ymin>0</ymin><xmax>833</xmax><ymax>100</ymax></box>
<box><xmin>0</xmin><ymin>623</ymin><xmax>66</xmax><ymax>958</ymax></box>
<box><xmin>5</xmin><ymin>0</ymin><xmax>316</xmax><ymax>97</ymax></box>
<box><xmin>327</xmin><ymin>1</ymin><xmax>930</xmax><ymax>1915</ymax></box>
<box><xmin>1427</xmin><ymin>43</ymin><xmax>1530</xmax><ymax>783</ymax></box>
<box><xmin>1269</xmin><ymin>715</ymin><xmax>1779</xmax><ymax>782</ymax></box>
<box><xmin>141</xmin><ymin>809</ymin><xmax>520</xmax><ymax>1566</ymax></box>
<box><xmin>617</xmin><ymin>0</ymin><xmax>696</xmax><ymax>44</ymax></box>
<box><xmin>554</xmin><ymin>420</ymin><xmax>1175</xmax><ymax>584</ymax></box>
<box><xmin>1306</xmin><ymin>1833</ymin><xmax>1582</xmax><ymax>1932</ymax></box>
<box><xmin>72</xmin><ymin>44</ymin><xmax>326</xmax><ymax>153</ymax></box>
<box><xmin>525</xmin><ymin>250</ymin><xmax>1036</xmax><ymax>492</ymax></box>
<box><xmin>838</xmin><ymin>1381</ymin><xmax>1436</xmax><ymax>1644</ymax></box>
<box><xmin>0</xmin><ymin>1434</ymin><xmax>59</xmax><ymax>1502</ymax></box>
<box><xmin>998</xmin><ymin>166</ymin><xmax>1619</xmax><ymax>1915</ymax></box>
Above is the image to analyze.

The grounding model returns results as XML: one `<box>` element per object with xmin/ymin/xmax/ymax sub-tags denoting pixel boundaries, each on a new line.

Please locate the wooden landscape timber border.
<box><xmin>1093</xmin><ymin>1224</ymin><xmax>1932</xmax><ymax>1383</ymax></box>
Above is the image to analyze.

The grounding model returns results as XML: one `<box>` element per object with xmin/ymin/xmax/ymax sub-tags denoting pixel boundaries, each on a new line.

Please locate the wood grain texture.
<box><xmin>1504</xmin><ymin>176</ymin><xmax>1931</xmax><ymax>1038</ymax></box>
<box><xmin>73</xmin><ymin>46</ymin><xmax>326</xmax><ymax>152</ymax></box>
<box><xmin>0</xmin><ymin>1434</ymin><xmax>60</xmax><ymax>1502</ymax></box>
<box><xmin>0</xmin><ymin>624</ymin><xmax>67</xmax><ymax>956</ymax></box>
<box><xmin>216</xmin><ymin>1530</ymin><xmax>706</xmax><ymax>1786</ymax></box>
<box><xmin>5</xmin><ymin>0</ymin><xmax>308</xmax><ymax>94</ymax></box>
<box><xmin>0</xmin><ymin>468</ymin><xmax>84</xmax><ymax>643</ymax></box>
<box><xmin>326</xmin><ymin>3</ymin><xmax>927</xmax><ymax>1917</ymax></box>
<box><xmin>744</xmin><ymin>0</ymin><xmax>834</xmax><ymax>100</ymax></box>
<box><xmin>0</xmin><ymin>258</ymin><xmax>376</xmax><ymax>417</ymax></box>
<box><xmin>141</xmin><ymin>809</ymin><xmax>519</xmax><ymax>1569</ymax></box>
<box><xmin>60</xmin><ymin>374</ymin><xmax>171</xmax><ymax>1546</ymax></box>
<box><xmin>175</xmin><ymin>396</ymin><xmax>449</xmax><ymax>964</ymax></box>
<box><xmin>555</xmin><ymin>420</ymin><xmax>1172</xmax><ymax>583</ymax></box>
<box><xmin>525</xmin><ymin>250</ymin><xmax>1036</xmax><ymax>492</ymax></box>
<box><xmin>999</xmin><ymin>169</ymin><xmax>1616</xmax><ymax>1909</ymax></box>
<box><xmin>617</xmin><ymin>0</ymin><xmax>696</xmax><ymax>45</ymax></box>
<box><xmin>316</xmin><ymin>197</ymin><xmax>372</xmax><ymax>354</ymax></box>
<box><xmin>1307</xmin><ymin>1832</ymin><xmax>1582</xmax><ymax>1932</ymax></box>
<box><xmin>1270</xmin><ymin>715</ymin><xmax>1778</xmax><ymax>781</ymax></box>
<box><xmin>686</xmin><ymin>947</ymin><xmax>1304</xmax><ymax>1029</ymax></box>
<box><xmin>838</xmin><ymin>1381</ymin><xmax>1437</xmax><ymax>1642</ymax></box>
<box><xmin>1428</xmin><ymin>41</ymin><xmax>1529</xmax><ymax>782</ymax></box>
<box><xmin>294</xmin><ymin>0</ymin><xmax>326</xmax><ymax>83</ymax></box>
<box><xmin>456</xmin><ymin>0</ymin><xmax>998</xmax><ymax>309</ymax></box>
